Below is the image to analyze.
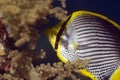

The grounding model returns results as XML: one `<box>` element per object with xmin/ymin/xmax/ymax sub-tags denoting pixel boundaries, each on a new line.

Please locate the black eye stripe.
<box><xmin>55</xmin><ymin>15</ymin><xmax>71</xmax><ymax>49</ymax></box>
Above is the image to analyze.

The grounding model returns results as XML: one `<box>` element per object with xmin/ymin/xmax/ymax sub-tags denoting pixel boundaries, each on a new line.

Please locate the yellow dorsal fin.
<box><xmin>66</xmin><ymin>10</ymin><xmax>120</xmax><ymax>30</ymax></box>
<box><xmin>110</xmin><ymin>66</ymin><xmax>120</xmax><ymax>80</ymax></box>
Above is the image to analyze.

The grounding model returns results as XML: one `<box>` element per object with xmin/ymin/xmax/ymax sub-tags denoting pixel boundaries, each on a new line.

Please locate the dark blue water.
<box><xmin>66</xmin><ymin>0</ymin><xmax>120</xmax><ymax>23</ymax></box>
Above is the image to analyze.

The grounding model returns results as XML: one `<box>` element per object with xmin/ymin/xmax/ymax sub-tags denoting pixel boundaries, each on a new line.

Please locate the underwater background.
<box><xmin>34</xmin><ymin>0</ymin><xmax>120</xmax><ymax>79</ymax></box>
<box><xmin>1</xmin><ymin>0</ymin><xmax>120</xmax><ymax>80</ymax></box>
<box><xmin>36</xmin><ymin>0</ymin><xmax>120</xmax><ymax>64</ymax></box>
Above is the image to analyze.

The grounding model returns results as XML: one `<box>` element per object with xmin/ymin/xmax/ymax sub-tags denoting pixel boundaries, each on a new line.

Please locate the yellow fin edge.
<box><xmin>110</xmin><ymin>66</ymin><xmax>120</xmax><ymax>80</ymax></box>
<box><xmin>66</xmin><ymin>10</ymin><xmax>120</xmax><ymax>31</ymax></box>
<box><xmin>57</xmin><ymin>41</ymin><xmax>68</xmax><ymax>63</ymax></box>
<box><xmin>79</xmin><ymin>69</ymin><xmax>98</xmax><ymax>80</ymax></box>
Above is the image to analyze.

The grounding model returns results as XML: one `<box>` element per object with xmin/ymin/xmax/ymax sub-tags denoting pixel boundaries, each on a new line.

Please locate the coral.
<box><xmin>0</xmin><ymin>0</ymin><xmax>67</xmax><ymax>48</ymax></box>
<box><xmin>0</xmin><ymin>59</ymin><xmax>89</xmax><ymax>80</ymax></box>
<box><xmin>0</xmin><ymin>0</ymin><xmax>89</xmax><ymax>80</ymax></box>
<box><xmin>35</xmin><ymin>59</ymin><xmax>89</xmax><ymax>80</ymax></box>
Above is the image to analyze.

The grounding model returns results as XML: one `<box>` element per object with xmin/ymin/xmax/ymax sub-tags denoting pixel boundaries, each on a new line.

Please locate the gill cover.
<box><xmin>45</xmin><ymin>10</ymin><xmax>120</xmax><ymax>80</ymax></box>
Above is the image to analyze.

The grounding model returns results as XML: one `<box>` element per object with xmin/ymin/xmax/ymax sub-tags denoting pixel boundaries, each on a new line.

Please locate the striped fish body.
<box><xmin>45</xmin><ymin>11</ymin><xmax>120</xmax><ymax>80</ymax></box>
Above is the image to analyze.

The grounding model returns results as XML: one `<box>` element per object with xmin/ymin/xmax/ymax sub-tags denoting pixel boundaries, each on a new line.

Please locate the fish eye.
<box><xmin>61</xmin><ymin>35</ymin><xmax>68</xmax><ymax>48</ymax></box>
<box><xmin>62</xmin><ymin>35</ymin><xmax>68</xmax><ymax>41</ymax></box>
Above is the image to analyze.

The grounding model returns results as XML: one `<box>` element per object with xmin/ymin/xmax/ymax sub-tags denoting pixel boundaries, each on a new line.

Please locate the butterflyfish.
<box><xmin>45</xmin><ymin>10</ymin><xmax>120</xmax><ymax>80</ymax></box>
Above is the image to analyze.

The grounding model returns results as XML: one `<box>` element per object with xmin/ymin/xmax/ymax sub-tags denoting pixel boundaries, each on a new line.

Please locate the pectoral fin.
<box><xmin>110</xmin><ymin>66</ymin><xmax>120</xmax><ymax>80</ymax></box>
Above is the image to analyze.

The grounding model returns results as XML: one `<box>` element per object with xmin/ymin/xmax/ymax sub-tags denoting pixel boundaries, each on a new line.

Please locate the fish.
<box><xmin>45</xmin><ymin>10</ymin><xmax>120</xmax><ymax>80</ymax></box>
